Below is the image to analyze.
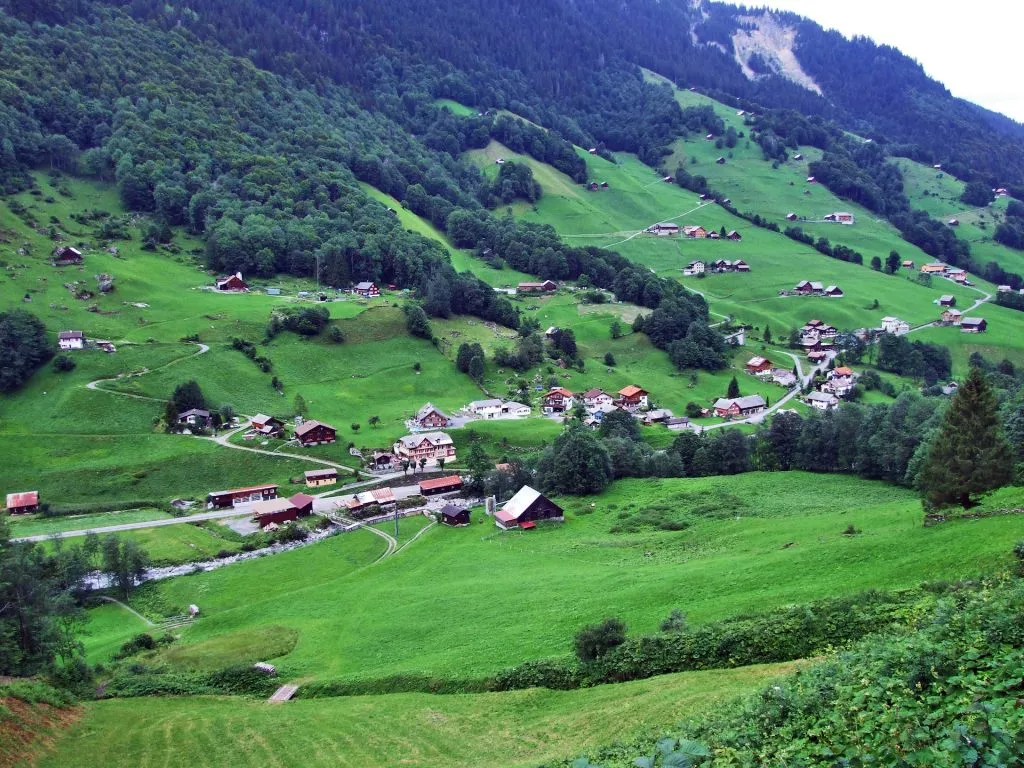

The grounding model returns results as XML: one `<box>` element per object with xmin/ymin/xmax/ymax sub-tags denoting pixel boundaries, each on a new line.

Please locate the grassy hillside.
<box><xmin>38</xmin><ymin>662</ymin><xmax>797</xmax><ymax>768</ymax></box>
<box><xmin>82</xmin><ymin>475</ymin><xmax>1024</xmax><ymax>685</ymax></box>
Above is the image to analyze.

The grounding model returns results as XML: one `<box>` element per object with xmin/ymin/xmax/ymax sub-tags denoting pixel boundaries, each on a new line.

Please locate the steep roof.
<box><xmin>714</xmin><ymin>395</ymin><xmax>766</xmax><ymax>410</ymax></box>
<box><xmin>498</xmin><ymin>485</ymin><xmax>561</xmax><ymax>521</ymax></box>
<box><xmin>618</xmin><ymin>385</ymin><xmax>646</xmax><ymax>398</ymax></box>
<box><xmin>546</xmin><ymin>387</ymin><xmax>573</xmax><ymax>398</ymax></box>
<box><xmin>288</xmin><ymin>492</ymin><xmax>315</xmax><ymax>509</ymax></box>
<box><xmin>6</xmin><ymin>491</ymin><xmax>38</xmax><ymax>508</ymax></box>
<box><xmin>416</xmin><ymin>403</ymin><xmax>449</xmax><ymax>420</ymax></box>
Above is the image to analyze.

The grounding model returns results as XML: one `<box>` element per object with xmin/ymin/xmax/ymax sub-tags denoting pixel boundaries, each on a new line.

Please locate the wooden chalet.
<box><xmin>786</xmin><ymin>212</ymin><xmax>798</xmax><ymax>221</ymax></box>
<box><xmin>823</xmin><ymin>285</ymin><xmax>844</xmax><ymax>298</ymax></box>
<box><xmin>807</xmin><ymin>392</ymin><xmax>839</xmax><ymax>411</ymax></box>
<box><xmin>683</xmin><ymin>226</ymin><xmax>708</xmax><ymax>239</ymax></box>
<box><xmin>393</xmin><ymin>432</ymin><xmax>456</xmax><ymax>463</ymax></box>
<box><xmin>415</xmin><ymin>403</ymin><xmax>451</xmax><ymax>429</ymax></box>
<box><xmin>745</xmin><ymin>356</ymin><xmax>772</xmax><ymax>374</ymax></box>
<box><xmin>215</xmin><ymin>272</ymin><xmax>249</xmax><ymax>291</ymax></box>
<box><xmin>648</xmin><ymin>222</ymin><xmax>680</xmax><ymax>237</ymax></box>
<box><xmin>440</xmin><ymin>504</ymin><xmax>471</xmax><ymax>526</ymax></box>
<box><xmin>617</xmin><ymin>385</ymin><xmax>649</xmax><ymax>411</ymax></box>
<box><xmin>517</xmin><ymin>280</ymin><xmax>558</xmax><ymax>293</ymax></box>
<box><xmin>960</xmin><ymin>318</ymin><xmax>987</xmax><ymax>333</ymax></box>
<box><xmin>938</xmin><ymin>295</ymin><xmax>956</xmax><ymax>307</ymax></box>
<box><xmin>582</xmin><ymin>389</ymin><xmax>613</xmax><ymax>409</ymax></box>
<box><xmin>6</xmin><ymin>491</ymin><xmax>39</xmax><ymax>515</ymax></box>
<box><xmin>250</xmin><ymin>413</ymin><xmax>285</xmax><ymax>437</ymax></box>
<box><xmin>353</xmin><ymin>281</ymin><xmax>380</xmax><ymax>298</ymax></box>
<box><xmin>726</xmin><ymin>230</ymin><xmax>742</xmax><ymax>241</ymax></box>
<box><xmin>713</xmin><ymin>394</ymin><xmax>766</xmax><ymax>418</ymax></box>
<box><xmin>494</xmin><ymin>486</ymin><xmax>564</xmax><ymax>530</ymax></box>
<box><xmin>252</xmin><ymin>493</ymin><xmax>314</xmax><ymax>527</ymax></box>
<box><xmin>920</xmin><ymin>263</ymin><xmax>947</xmax><ymax>274</ymax></box>
<box><xmin>941</xmin><ymin>308</ymin><xmax>962</xmax><ymax>325</ymax></box>
<box><xmin>207</xmin><ymin>483</ymin><xmax>278</xmax><ymax>509</ymax></box>
<box><xmin>177</xmin><ymin>408</ymin><xmax>211</xmax><ymax>428</ymax></box>
<box><xmin>419</xmin><ymin>475</ymin><xmax>463</xmax><ymax>496</ymax></box>
<box><xmin>295</xmin><ymin>420</ymin><xmax>337</xmax><ymax>446</ymax></box>
<box><xmin>543</xmin><ymin>387</ymin><xmax>574</xmax><ymax>413</ymax></box>
<box><xmin>52</xmin><ymin>246</ymin><xmax>83</xmax><ymax>265</ymax></box>
<box><xmin>824</xmin><ymin>212</ymin><xmax>855</xmax><ymax>225</ymax></box>
<box><xmin>304</xmin><ymin>468</ymin><xmax>338</xmax><ymax>487</ymax></box>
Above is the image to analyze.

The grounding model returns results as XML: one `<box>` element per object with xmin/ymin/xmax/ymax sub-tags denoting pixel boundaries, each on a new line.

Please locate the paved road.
<box><xmin>13</xmin><ymin>507</ymin><xmax>257</xmax><ymax>542</ymax></box>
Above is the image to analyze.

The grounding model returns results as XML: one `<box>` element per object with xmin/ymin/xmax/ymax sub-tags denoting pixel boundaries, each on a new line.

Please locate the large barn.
<box><xmin>494</xmin><ymin>486</ymin><xmax>564</xmax><ymax>530</ymax></box>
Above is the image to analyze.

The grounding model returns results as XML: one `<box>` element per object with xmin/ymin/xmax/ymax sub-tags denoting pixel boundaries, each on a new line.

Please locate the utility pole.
<box><xmin>394</xmin><ymin>504</ymin><xmax>399</xmax><ymax>540</ymax></box>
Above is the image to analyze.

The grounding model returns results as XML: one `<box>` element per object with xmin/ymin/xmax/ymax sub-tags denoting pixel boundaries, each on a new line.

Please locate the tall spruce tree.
<box><xmin>726</xmin><ymin>375</ymin><xmax>741</xmax><ymax>399</ymax></box>
<box><xmin>918</xmin><ymin>366</ymin><xmax>1013</xmax><ymax>509</ymax></box>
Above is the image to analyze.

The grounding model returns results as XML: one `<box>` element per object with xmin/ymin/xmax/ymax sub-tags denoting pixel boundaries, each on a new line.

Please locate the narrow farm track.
<box><xmin>81</xmin><ymin>341</ymin><xmax>358</xmax><ymax>473</ymax></box>
<box><xmin>394</xmin><ymin>520</ymin><xmax>436</xmax><ymax>555</ymax></box>
<box><xmin>85</xmin><ymin>342</ymin><xmax>210</xmax><ymax>401</ymax></box>
<box><xmin>329</xmin><ymin>514</ymin><xmax>398</xmax><ymax>561</ymax></box>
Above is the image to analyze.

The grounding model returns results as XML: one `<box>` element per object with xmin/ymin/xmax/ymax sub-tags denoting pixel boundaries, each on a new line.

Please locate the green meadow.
<box><xmin>38</xmin><ymin>662</ymin><xmax>798</xmax><ymax>768</ymax></box>
<box><xmin>81</xmin><ymin>475</ymin><xmax>1024</xmax><ymax>685</ymax></box>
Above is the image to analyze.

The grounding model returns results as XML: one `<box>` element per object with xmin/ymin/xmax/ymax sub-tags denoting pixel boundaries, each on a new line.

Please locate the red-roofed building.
<box><xmin>345</xmin><ymin>487</ymin><xmax>397</xmax><ymax>515</ymax></box>
<box><xmin>252</xmin><ymin>493</ymin><xmax>315</xmax><ymax>527</ymax></box>
<box><xmin>6</xmin><ymin>491</ymin><xmax>39</xmax><ymax>514</ymax></box>
<box><xmin>616</xmin><ymin>385</ymin><xmax>649</xmax><ymax>411</ymax></box>
<box><xmin>745</xmin><ymin>356</ymin><xmax>773</xmax><ymax>374</ymax></box>
<box><xmin>543</xmin><ymin>387</ymin><xmax>575</xmax><ymax>413</ymax></box>
<box><xmin>419</xmin><ymin>475</ymin><xmax>463</xmax><ymax>496</ymax></box>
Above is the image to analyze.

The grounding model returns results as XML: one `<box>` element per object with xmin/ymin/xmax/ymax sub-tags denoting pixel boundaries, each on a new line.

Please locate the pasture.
<box><xmin>81</xmin><ymin>474</ymin><xmax>1024</xmax><ymax>685</ymax></box>
<box><xmin>38</xmin><ymin>662</ymin><xmax>798</xmax><ymax>768</ymax></box>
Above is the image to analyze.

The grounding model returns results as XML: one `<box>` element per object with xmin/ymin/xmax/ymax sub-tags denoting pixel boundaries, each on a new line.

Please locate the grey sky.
<box><xmin>760</xmin><ymin>1</ymin><xmax>1024</xmax><ymax>123</ymax></box>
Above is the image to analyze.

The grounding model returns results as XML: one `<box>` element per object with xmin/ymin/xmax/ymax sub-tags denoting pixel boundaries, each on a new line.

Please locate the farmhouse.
<box><xmin>467</xmin><ymin>399</ymin><xmax>503</xmax><ymax>418</ymax></box>
<box><xmin>807</xmin><ymin>392</ymin><xmax>839</xmax><ymax>411</ymax></box>
<box><xmin>641</xmin><ymin>409</ymin><xmax>672</xmax><ymax>425</ymax></box>
<box><xmin>713</xmin><ymin>394</ymin><xmax>766</xmax><ymax>418</ymax></box>
<box><xmin>960</xmin><ymin>318</ymin><xmax>987</xmax><ymax>333</ymax></box>
<box><xmin>543</xmin><ymin>387</ymin><xmax>575</xmax><ymax>413</ymax></box>
<box><xmin>5</xmin><ymin>491</ymin><xmax>39</xmax><ymax>515</ymax></box>
<box><xmin>346</xmin><ymin>487</ymin><xmax>397</xmax><ymax>514</ymax></box>
<box><xmin>52</xmin><ymin>246</ymin><xmax>83</xmax><ymax>265</ymax></box>
<box><xmin>494</xmin><ymin>486</ymin><xmax>564</xmax><ymax>530</ymax></box>
<box><xmin>938</xmin><ymin>295</ymin><xmax>956</xmax><ymax>307</ymax></box>
<box><xmin>666</xmin><ymin>416</ymin><xmax>691</xmax><ymax>430</ymax></box>
<box><xmin>250</xmin><ymin>414</ymin><xmax>285</xmax><ymax>437</ymax></box>
<box><xmin>948</xmin><ymin>218</ymin><xmax>960</xmax><ymax>227</ymax></box>
<box><xmin>440</xmin><ymin>505</ymin><xmax>471</xmax><ymax>526</ymax></box>
<box><xmin>58</xmin><ymin>330</ymin><xmax>85</xmax><ymax>350</ymax></box>
<box><xmin>616</xmin><ymin>385</ymin><xmax>649</xmax><ymax>411</ymax></box>
<box><xmin>807</xmin><ymin>350</ymin><xmax>828</xmax><ymax>364</ymax></box>
<box><xmin>683</xmin><ymin>260</ymin><xmax>705</xmax><ymax>276</ymax></box>
<box><xmin>207</xmin><ymin>483</ymin><xmax>279</xmax><ymax>509</ymax></box>
<box><xmin>794</xmin><ymin>280</ymin><xmax>824</xmax><ymax>295</ymax></box>
<box><xmin>683</xmin><ymin>226</ymin><xmax>708</xmax><ymax>239</ymax></box>
<box><xmin>648</xmin><ymin>222</ymin><xmax>680</xmax><ymax>237</ymax></box>
<box><xmin>252</xmin><ymin>493</ymin><xmax>314</xmax><ymax>528</ymax></box>
<box><xmin>177</xmin><ymin>408</ymin><xmax>211</xmax><ymax>428</ymax></box>
<box><xmin>215</xmin><ymin>272</ymin><xmax>249</xmax><ymax>292</ymax></box>
<box><xmin>295</xmin><ymin>420</ymin><xmax>337</xmax><ymax>446</ymax></box>
<box><xmin>518</xmin><ymin>280</ymin><xmax>558</xmax><ymax>293</ymax></box>
<box><xmin>822</xmin><ymin>369</ymin><xmax>858</xmax><ymax>397</ymax></box>
<box><xmin>393</xmin><ymin>432</ymin><xmax>457</xmax><ymax>463</ymax></box>
<box><xmin>733</xmin><ymin>260</ymin><xmax>750</xmax><ymax>272</ymax></box>
<box><xmin>419</xmin><ymin>475</ymin><xmax>463</xmax><ymax>496</ymax></box>
<box><xmin>353</xmin><ymin>281</ymin><xmax>380</xmax><ymax>298</ymax></box>
<box><xmin>582</xmin><ymin>389</ymin><xmax>614</xmax><ymax>409</ymax></box>
<box><xmin>501</xmin><ymin>401</ymin><xmax>531</xmax><ymax>417</ymax></box>
<box><xmin>415</xmin><ymin>403</ymin><xmax>451</xmax><ymax>429</ymax></box>
<box><xmin>902</xmin><ymin>260</ymin><xmax>915</xmax><ymax>269</ymax></box>
<box><xmin>941</xmin><ymin>308</ymin><xmax>963</xmax><ymax>325</ymax></box>
<box><xmin>745</xmin><ymin>356</ymin><xmax>773</xmax><ymax>374</ymax></box>
<box><xmin>998</xmin><ymin>285</ymin><xmax>1012</xmax><ymax>293</ymax></box>
<box><xmin>786</xmin><ymin>212</ymin><xmax>798</xmax><ymax>221</ymax></box>
<box><xmin>823</xmin><ymin>285</ymin><xmax>844</xmax><ymax>297</ymax></box>
<box><xmin>824</xmin><ymin>212</ymin><xmax>855</xmax><ymax>225</ymax></box>
<box><xmin>727</xmin><ymin>230</ymin><xmax>742</xmax><ymax>241</ymax></box>
<box><xmin>920</xmin><ymin>263</ymin><xmax>947</xmax><ymax>274</ymax></box>
<box><xmin>946</xmin><ymin>268</ymin><xmax>967</xmax><ymax>283</ymax></box>
<box><xmin>304</xmin><ymin>468</ymin><xmax>338</xmax><ymax>487</ymax></box>
<box><xmin>881</xmin><ymin>317</ymin><xmax>910</xmax><ymax>335</ymax></box>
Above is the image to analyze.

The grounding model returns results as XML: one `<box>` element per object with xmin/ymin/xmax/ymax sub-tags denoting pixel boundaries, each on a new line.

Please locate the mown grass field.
<box><xmin>38</xmin><ymin>661</ymin><xmax>798</xmax><ymax>768</ymax></box>
<box><xmin>81</xmin><ymin>474</ymin><xmax>1024</xmax><ymax>685</ymax></box>
<box><xmin>7</xmin><ymin>507</ymin><xmax>173</xmax><ymax>537</ymax></box>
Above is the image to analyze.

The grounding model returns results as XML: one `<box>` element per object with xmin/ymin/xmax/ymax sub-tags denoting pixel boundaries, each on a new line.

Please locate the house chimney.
<box><xmin>236</xmin><ymin>272</ymin><xmax>243</xmax><ymax>280</ymax></box>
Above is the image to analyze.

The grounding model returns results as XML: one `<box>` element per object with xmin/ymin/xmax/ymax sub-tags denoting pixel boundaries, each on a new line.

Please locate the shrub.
<box><xmin>207</xmin><ymin>664</ymin><xmax>280</xmax><ymax>696</ymax></box>
<box><xmin>51</xmin><ymin>354</ymin><xmax>76</xmax><ymax>372</ymax></box>
<box><xmin>574</xmin><ymin>617</ymin><xmax>627</xmax><ymax>662</ymax></box>
<box><xmin>490</xmin><ymin>659</ymin><xmax>581</xmax><ymax>692</ymax></box>
<box><xmin>113</xmin><ymin>633</ymin><xmax>157</xmax><ymax>660</ymax></box>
